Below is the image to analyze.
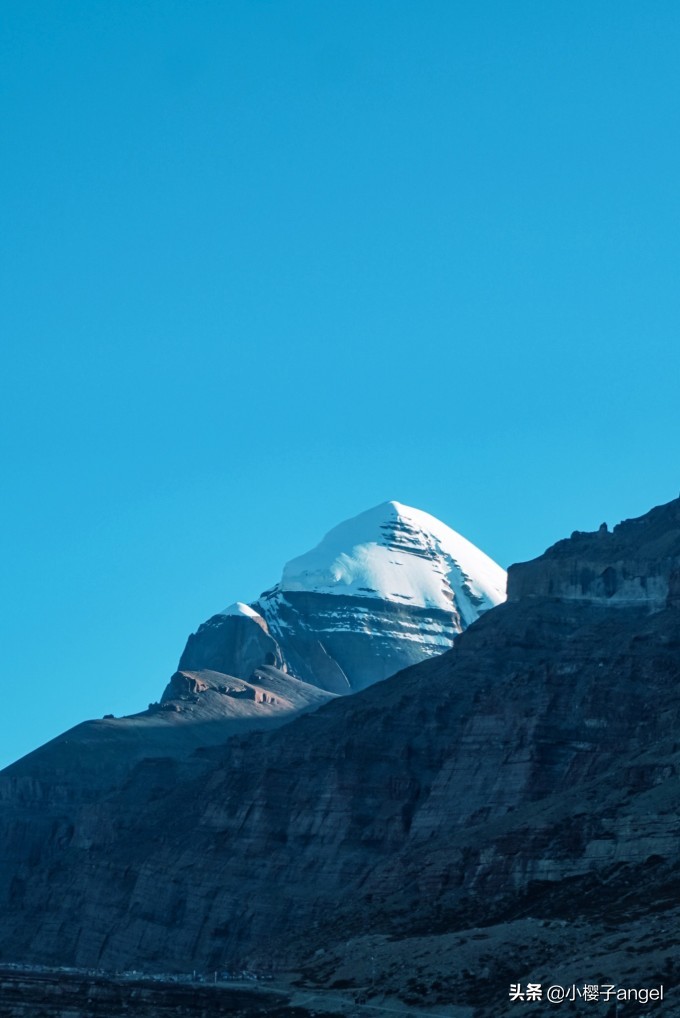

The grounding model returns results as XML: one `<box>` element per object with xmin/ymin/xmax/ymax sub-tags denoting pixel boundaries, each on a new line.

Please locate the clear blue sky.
<box><xmin>2</xmin><ymin>1</ymin><xmax>679</xmax><ymax>768</ymax></box>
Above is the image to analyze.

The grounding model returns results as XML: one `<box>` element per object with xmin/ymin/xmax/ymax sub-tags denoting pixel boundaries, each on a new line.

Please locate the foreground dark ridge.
<box><xmin>0</xmin><ymin>495</ymin><xmax>679</xmax><ymax>1016</ymax></box>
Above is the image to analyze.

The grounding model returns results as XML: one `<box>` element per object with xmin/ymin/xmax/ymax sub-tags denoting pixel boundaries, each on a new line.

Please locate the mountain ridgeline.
<box><xmin>1</xmin><ymin>495</ymin><xmax>679</xmax><ymax>1016</ymax></box>
<box><xmin>0</xmin><ymin>502</ymin><xmax>505</xmax><ymax>789</ymax></box>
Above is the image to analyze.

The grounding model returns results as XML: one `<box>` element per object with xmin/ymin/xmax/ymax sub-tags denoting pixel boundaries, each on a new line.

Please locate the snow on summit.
<box><xmin>184</xmin><ymin>500</ymin><xmax>507</xmax><ymax>695</ymax></box>
<box><xmin>220</xmin><ymin>601</ymin><xmax>264</xmax><ymax>619</ymax></box>
<box><xmin>280</xmin><ymin>500</ymin><xmax>506</xmax><ymax>625</ymax></box>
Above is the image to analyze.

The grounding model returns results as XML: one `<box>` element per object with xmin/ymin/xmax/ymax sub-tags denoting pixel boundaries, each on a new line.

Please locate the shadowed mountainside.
<box><xmin>1</xmin><ymin>496</ymin><xmax>679</xmax><ymax>1016</ymax></box>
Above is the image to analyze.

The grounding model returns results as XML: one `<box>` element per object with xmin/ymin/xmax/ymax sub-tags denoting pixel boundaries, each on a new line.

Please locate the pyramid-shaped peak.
<box><xmin>279</xmin><ymin>501</ymin><xmax>506</xmax><ymax>618</ymax></box>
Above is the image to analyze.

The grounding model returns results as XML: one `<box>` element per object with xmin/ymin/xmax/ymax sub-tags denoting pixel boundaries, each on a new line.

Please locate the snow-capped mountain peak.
<box><xmin>279</xmin><ymin>500</ymin><xmax>506</xmax><ymax>627</ymax></box>
<box><xmin>181</xmin><ymin>500</ymin><xmax>507</xmax><ymax>694</ymax></box>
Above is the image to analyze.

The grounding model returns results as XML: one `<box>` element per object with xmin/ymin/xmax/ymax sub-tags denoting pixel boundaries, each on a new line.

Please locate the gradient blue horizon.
<box><xmin>1</xmin><ymin>1</ymin><xmax>679</xmax><ymax>768</ymax></box>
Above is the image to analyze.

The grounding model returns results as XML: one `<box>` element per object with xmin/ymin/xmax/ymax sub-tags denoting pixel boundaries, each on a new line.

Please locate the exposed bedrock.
<box><xmin>179</xmin><ymin>592</ymin><xmax>461</xmax><ymax>695</ymax></box>
<box><xmin>507</xmin><ymin>494</ymin><xmax>680</xmax><ymax>606</ymax></box>
<box><xmin>1</xmin><ymin>592</ymin><xmax>679</xmax><ymax>973</ymax></box>
<box><xmin>1</xmin><ymin>495</ymin><xmax>679</xmax><ymax>993</ymax></box>
<box><xmin>177</xmin><ymin>610</ymin><xmax>285</xmax><ymax>681</ymax></box>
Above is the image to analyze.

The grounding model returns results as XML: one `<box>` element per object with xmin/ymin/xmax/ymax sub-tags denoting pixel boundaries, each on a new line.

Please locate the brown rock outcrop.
<box><xmin>177</xmin><ymin>609</ymin><xmax>286</xmax><ymax>683</ymax></box>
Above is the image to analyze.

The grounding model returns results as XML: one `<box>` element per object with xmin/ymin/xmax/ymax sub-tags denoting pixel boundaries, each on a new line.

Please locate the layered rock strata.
<box><xmin>1</xmin><ymin>496</ymin><xmax>679</xmax><ymax>1015</ymax></box>
<box><xmin>508</xmin><ymin>494</ymin><xmax>680</xmax><ymax>606</ymax></box>
<box><xmin>178</xmin><ymin>501</ymin><xmax>506</xmax><ymax>694</ymax></box>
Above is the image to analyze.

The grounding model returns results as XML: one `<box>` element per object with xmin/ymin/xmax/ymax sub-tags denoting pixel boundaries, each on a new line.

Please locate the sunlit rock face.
<box><xmin>179</xmin><ymin>500</ymin><xmax>507</xmax><ymax>693</ymax></box>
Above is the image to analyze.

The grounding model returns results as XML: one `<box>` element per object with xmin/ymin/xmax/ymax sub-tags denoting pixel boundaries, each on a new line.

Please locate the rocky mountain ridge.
<box><xmin>4</xmin><ymin>501</ymin><xmax>502</xmax><ymax>794</ymax></box>
<box><xmin>1</xmin><ymin>494</ymin><xmax>679</xmax><ymax>1016</ymax></box>
<box><xmin>508</xmin><ymin>493</ymin><xmax>680</xmax><ymax>605</ymax></box>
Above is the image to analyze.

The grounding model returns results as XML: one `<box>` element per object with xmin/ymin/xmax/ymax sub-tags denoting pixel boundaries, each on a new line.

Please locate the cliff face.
<box><xmin>177</xmin><ymin>609</ymin><xmax>286</xmax><ymax>680</ymax></box>
<box><xmin>180</xmin><ymin>592</ymin><xmax>463</xmax><ymax>694</ymax></box>
<box><xmin>507</xmin><ymin>494</ymin><xmax>680</xmax><ymax>605</ymax></box>
<box><xmin>1</xmin><ymin>496</ymin><xmax>679</xmax><ymax>1014</ymax></box>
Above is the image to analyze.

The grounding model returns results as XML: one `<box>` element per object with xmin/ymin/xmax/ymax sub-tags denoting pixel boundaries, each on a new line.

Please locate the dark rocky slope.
<box><xmin>1</xmin><ymin>495</ymin><xmax>679</xmax><ymax>1015</ymax></box>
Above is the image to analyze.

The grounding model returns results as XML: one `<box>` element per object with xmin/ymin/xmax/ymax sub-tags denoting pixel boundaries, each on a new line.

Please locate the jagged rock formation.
<box><xmin>1</xmin><ymin>495</ymin><xmax>679</xmax><ymax>1016</ymax></box>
